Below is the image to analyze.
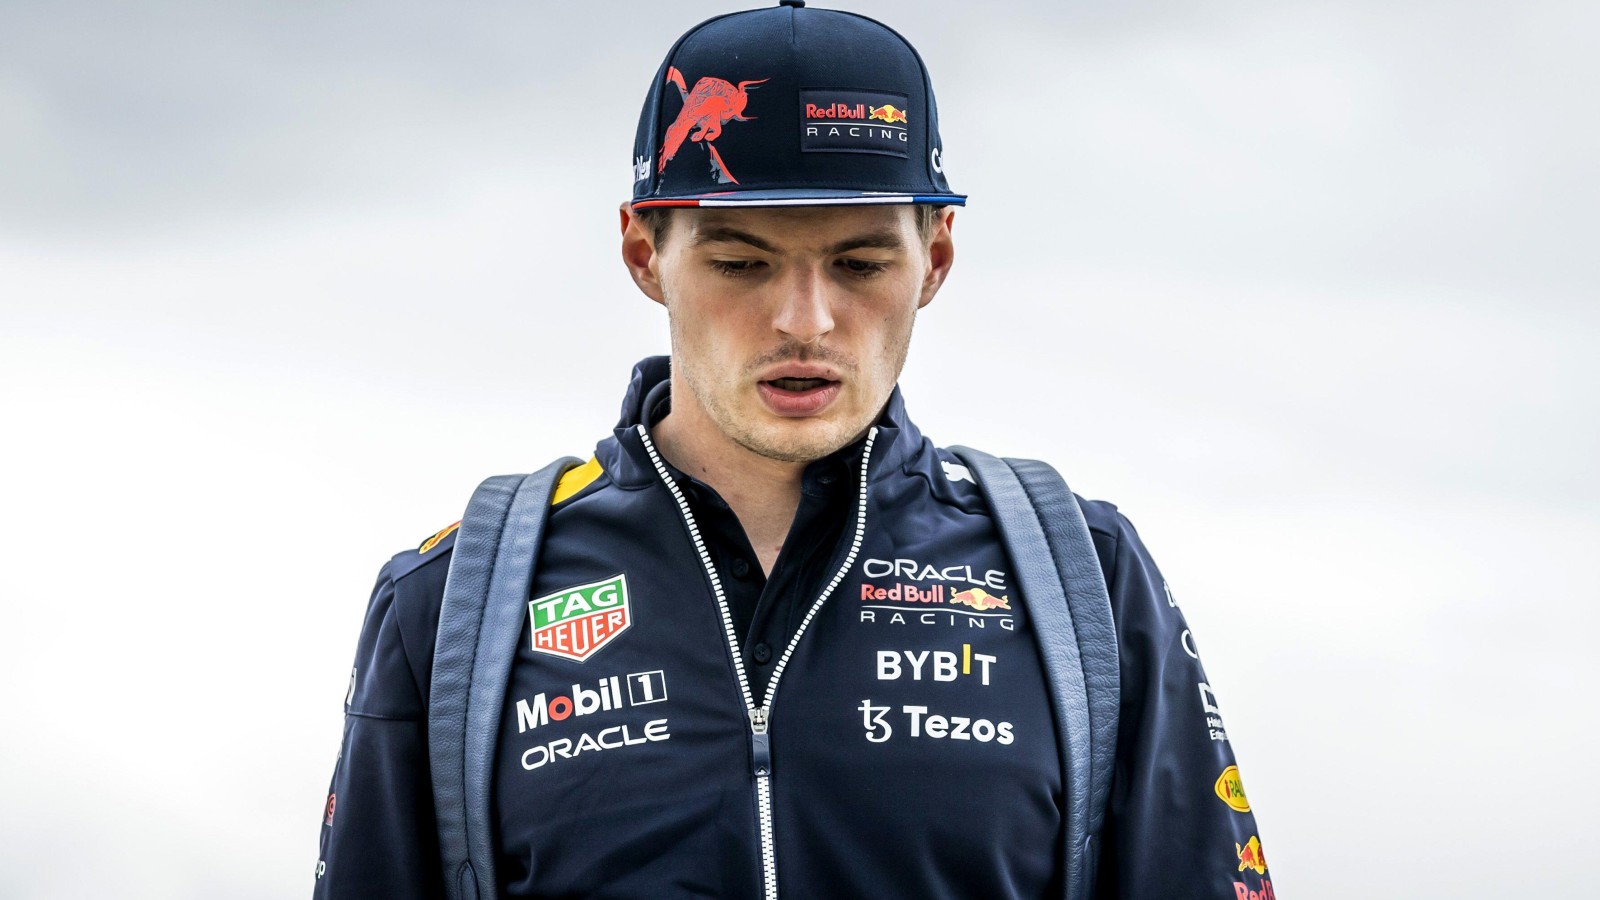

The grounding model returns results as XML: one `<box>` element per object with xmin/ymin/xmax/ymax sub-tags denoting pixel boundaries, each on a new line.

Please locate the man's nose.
<box><xmin>771</xmin><ymin>264</ymin><xmax>836</xmax><ymax>344</ymax></box>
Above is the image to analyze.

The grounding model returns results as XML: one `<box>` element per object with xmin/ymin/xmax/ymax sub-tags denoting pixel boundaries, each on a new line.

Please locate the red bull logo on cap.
<box><xmin>657</xmin><ymin>67</ymin><xmax>767</xmax><ymax>185</ymax></box>
<box><xmin>799</xmin><ymin>88</ymin><xmax>913</xmax><ymax>159</ymax></box>
<box><xmin>869</xmin><ymin>104</ymin><xmax>909</xmax><ymax>123</ymax></box>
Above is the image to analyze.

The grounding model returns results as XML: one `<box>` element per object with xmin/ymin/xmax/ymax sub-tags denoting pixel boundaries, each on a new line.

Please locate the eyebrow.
<box><xmin>688</xmin><ymin>225</ymin><xmax>908</xmax><ymax>255</ymax></box>
<box><xmin>689</xmin><ymin>226</ymin><xmax>779</xmax><ymax>253</ymax></box>
<box><xmin>825</xmin><ymin>230</ymin><xmax>908</xmax><ymax>254</ymax></box>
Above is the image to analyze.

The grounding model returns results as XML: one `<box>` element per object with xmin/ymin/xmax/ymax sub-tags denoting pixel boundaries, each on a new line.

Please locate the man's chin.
<box><xmin>732</xmin><ymin>414</ymin><xmax>854</xmax><ymax>465</ymax></box>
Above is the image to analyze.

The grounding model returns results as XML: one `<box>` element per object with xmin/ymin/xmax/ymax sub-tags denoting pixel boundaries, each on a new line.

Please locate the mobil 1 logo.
<box><xmin>514</xmin><ymin>670</ymin><xmax>672</xmax><ymax>772</ymax></box>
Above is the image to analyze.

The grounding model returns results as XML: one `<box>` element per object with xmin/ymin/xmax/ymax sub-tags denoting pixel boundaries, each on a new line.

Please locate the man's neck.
<box><xmin>649</xmin><ymin>376</ymin><xmax>807</xmax><ymax>578</ymax></box>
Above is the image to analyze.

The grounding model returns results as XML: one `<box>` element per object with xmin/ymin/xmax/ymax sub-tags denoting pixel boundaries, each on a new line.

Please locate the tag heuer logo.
<box><xmin>528</xmin><ymin>574</ymin><xmax>631</xmax><ymax>662</ymax></box>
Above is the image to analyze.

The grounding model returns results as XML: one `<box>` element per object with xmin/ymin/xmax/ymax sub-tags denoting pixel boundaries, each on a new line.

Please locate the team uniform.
<box><xmin>313</xmin><ymin>356</ymin><xmax>1271</xmax><ymax>899</ymax></box>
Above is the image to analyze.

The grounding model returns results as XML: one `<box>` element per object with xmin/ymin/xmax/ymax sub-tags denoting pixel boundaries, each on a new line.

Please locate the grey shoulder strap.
<box><xmin>949</xmin><ymin>447</ymin><xmax>1120</xmax><ymax>900</ymax></box>
<box><xmin>429</xmin><ymin>457</ymin><xmax>580</xmax><ymax>900</ymax></box>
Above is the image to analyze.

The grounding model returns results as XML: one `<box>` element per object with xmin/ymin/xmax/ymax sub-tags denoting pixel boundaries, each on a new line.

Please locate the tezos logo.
<box><xmin>528</xmin><ymin>574</ymin><xmax>631</xmax><ymax>662</ymax></box>
<box><xmin>857</xmin><ymin>700</ymin><xmax>1014</xmax><ymax>746</ymax></box>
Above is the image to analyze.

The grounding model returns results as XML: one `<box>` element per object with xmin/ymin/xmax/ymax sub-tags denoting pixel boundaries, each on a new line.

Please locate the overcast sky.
<box><xmin>2</xmin><ymin>1</ymin><xmax>1595</xmax><ymax>898</ymax></box>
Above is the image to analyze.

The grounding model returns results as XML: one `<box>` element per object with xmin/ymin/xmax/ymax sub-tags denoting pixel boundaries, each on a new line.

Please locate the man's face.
<box><xmin>621</xmin><ymin>204</ymin><xmax>954</xmax><ymax>463</ymax></box>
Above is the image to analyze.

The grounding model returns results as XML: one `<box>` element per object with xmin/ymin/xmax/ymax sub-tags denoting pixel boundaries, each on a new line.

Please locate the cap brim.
<box><xmin>630</xmin><ymin>188</ymin><xmax>967</xmax><ymax>209</ymax></box>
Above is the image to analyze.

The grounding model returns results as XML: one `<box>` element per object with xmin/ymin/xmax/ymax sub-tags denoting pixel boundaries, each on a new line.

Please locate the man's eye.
<box><xmin>710</xmin><ymin>259</ymin><xmax>762</xmax><ymax>276</ymax></box>
<box><xmin>839</xmin><ymin>258</ymin><xmax>889</xmax><ymax>277</ymax></box>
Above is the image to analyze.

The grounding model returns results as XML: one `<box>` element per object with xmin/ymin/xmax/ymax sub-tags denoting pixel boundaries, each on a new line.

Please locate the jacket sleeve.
<box><xmin>1091</xmin><ymin>509</ymin><xmax>1274</xmax><ymax>900</ymax></box>
<box><xmin>313</xmin><ymin>560</ymin><xmax>446</xmax><ymax>900</ymax></box>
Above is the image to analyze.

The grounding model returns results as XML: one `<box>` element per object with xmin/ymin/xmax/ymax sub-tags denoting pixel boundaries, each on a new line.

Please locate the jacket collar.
<box><xmin>595</xmin><ymin>355</ymin><xmax>922</xmax><ymax>493</ymax></box>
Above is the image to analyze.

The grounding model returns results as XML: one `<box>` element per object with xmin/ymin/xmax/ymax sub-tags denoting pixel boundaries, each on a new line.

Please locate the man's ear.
<box><xmin>619</xmin><ymin>202</ymin><xmax>666</xmax><ymax>306</ymax></box>
<box><xmin>918</xmin><ymin>207</ymin><xmax>956</xmax><ymax>310</ymax></box>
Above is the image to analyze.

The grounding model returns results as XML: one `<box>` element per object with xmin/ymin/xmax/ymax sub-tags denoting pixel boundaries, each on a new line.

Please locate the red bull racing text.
<box><xmin>799</xmin><ymin>89</ymin><xmax>912</xmax><ymax>158</ymax></box>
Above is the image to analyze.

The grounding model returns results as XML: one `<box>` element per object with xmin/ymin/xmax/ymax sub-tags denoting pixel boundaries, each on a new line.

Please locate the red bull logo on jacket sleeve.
<box><xmin>1235</xmin><ymin>835</ymin><xmax>1268</xmax><ymax>875</ymax></box>
<box><xmin>1230</xmin><ymin>835</ymin><xmax>1273</xmax><ymax>900</ymax></box>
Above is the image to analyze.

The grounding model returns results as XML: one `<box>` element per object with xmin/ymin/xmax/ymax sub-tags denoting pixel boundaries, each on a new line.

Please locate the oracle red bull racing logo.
<box><xmin>657</xmin><ymin>66</ymin><xmax>767</xmax><ymax>185</ymax></box>
<box><xmin>858</xmin><ymin>557</ymin><xmax>1016</xmax><ymax>630</ymax></box>
<box><xmin>527</xmin><ymin>574</ymin><xmax>632</xmax><ymax>662</ymax></box>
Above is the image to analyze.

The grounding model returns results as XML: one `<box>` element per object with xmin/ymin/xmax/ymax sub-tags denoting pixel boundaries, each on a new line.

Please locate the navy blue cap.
<box><xmin>629</xmin><ymin>1</ymin><xmax>965</xmax><ymax>209</ymax></box>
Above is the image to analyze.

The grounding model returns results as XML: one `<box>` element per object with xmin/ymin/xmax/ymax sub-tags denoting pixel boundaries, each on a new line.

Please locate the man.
<box><xmin>315</xmin><ymin>3</ymin><xmax>1270</xmax><ymax>899</ymax></box>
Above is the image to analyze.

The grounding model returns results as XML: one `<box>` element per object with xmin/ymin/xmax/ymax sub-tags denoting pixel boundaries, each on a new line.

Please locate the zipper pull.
<box><xmin>748</xmin><ymin>706</ymin><xmax>772</xmax><ymax>777</ymax></box>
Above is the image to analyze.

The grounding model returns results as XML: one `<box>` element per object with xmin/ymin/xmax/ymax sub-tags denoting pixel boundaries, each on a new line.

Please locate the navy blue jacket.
<box><xmin>313</xmin><ymin>356</ymin><xmax>1272</xmax><ymax>900</ymax></box>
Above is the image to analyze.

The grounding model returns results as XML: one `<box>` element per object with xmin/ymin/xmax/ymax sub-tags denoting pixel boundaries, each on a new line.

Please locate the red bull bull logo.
<box><xmin>1231</xmin><ymin>834</ymin><xmax>1274</xmax><ymax>900</ymax></box>
<box><xmin>949</xmin><ymin>587</ymin><xmax>1011</xmax><ymax>611</ymax></box>
<box><xmin>869</xmin><ymin>104</ymin><xmax>909</xmax><ymax>123</ymax></box>
<box><xmin>1235</xmin><ymin>835</ymin><xmax>1268</xmax><ymax>875</ymax></box>
<box><xmin>657</xmin><ymin>66</ymin><xmax>767</xmax><ymax>185</ymax></box>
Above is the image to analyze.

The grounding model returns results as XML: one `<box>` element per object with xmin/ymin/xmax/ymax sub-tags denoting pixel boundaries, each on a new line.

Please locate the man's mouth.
<box><xmin>755</xmin><ymin>373</ymin><xmax>842</xmax><ymax>417</ymax></box>
<box><xmin>763</xmin><ymin>377</ymin><xmax>836</xmax><ymax>393</ymax></box>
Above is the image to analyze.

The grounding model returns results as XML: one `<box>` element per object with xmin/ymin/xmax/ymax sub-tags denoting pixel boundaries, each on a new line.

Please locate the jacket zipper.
<box><xmin>637</xmin><ymin>423</ymin><xmax>877</xmax><ymax>900</ymax></box>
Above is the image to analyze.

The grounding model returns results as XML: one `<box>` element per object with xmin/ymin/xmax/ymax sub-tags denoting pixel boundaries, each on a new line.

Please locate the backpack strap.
<box><xmin>429</xmin><ymin>457</ymin><xmax>580</xmax><ymax>900</ymax></box>
<box><xmin>949</xmin><ymin>447</ymin><xmax>1120</xmax><ymax>900</ymax></box>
